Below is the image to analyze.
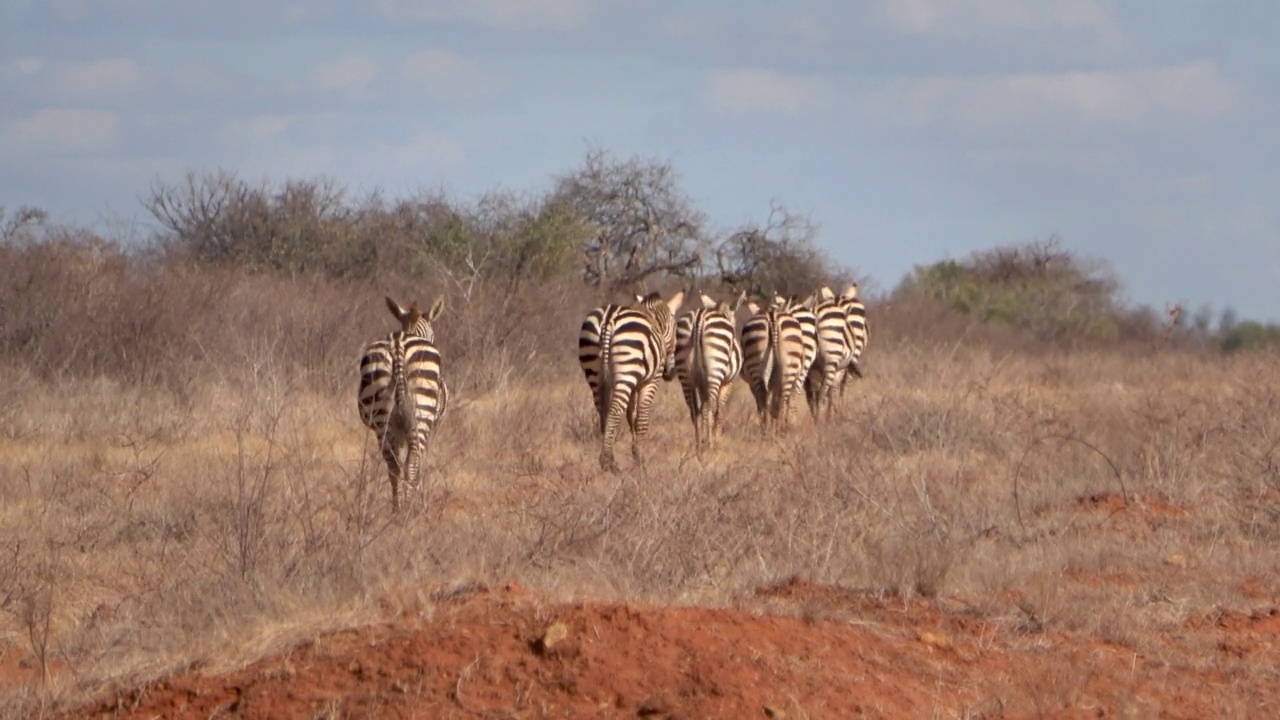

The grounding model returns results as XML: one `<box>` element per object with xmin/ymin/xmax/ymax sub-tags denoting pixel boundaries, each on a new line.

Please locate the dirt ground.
<box><xmin>6</xmin><ymin>574</ymin><xmax>1264</xmax><ymax>719</ymax></box>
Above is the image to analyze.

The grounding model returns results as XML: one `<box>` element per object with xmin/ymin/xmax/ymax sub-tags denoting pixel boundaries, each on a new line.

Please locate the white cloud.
<box><xmin>1</xmin><ymin>109</ymin><xmax>120</xmax><ymax>158</ymax></box>
<box><xmin>661</xmin><ymin>12</ymin><xmax>722</xmax><ymax>42</ymax></box>
<box><xmin>368</xmin><ymin>131</ymin><xmax>465</xmax><ymax>173</ymax></box>
<box><xmin>705</xmin><ymin>69</ymin><xmax>827</xmax><ymax>116</ymax></box>
<box><xmin>401</xmin><ymin>50</ymin><xmax>503</xmax><ymax>101</ymax></box>
<box><xmin>283</xmin><ymin>1</ymin><xmax>337</xmax><ymax>23</ymax></box>
<box><xmin>220</xmin><ymin>114</ymin><xmax>298</xmax><ymax>144</ymax></box>
<box><xmin>51</xmin><ymin>58</ymin><xmax>153</xmax><ymax>102</ymax></box>
<box><xmin>170</xmin><ymin>63</ymin><xmax>238</xmax><ymax>97</ymax></box>
<box><xmin>861</xmin><ymin>61</ymin><xmax>1241</xmax><ymax>135</ymax></box>
<box><xmin>5</xmin><ymin>57</ymin><xmax>44</xmax><ymax>78</ymax></box>
<box><xmin>374</xmin><ymin>0</ymin><xmax>594</xmax><ymax>31</ymax></box>
<box><xmin>311</xmin><ymin>53</ymin><xmax>378</xmax><ymax>96</ymax></box>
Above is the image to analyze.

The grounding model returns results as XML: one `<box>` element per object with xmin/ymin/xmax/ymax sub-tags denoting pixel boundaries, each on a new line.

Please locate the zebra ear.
<box><xmin>733</xmin><ymin>291</ymin><xmax>747</xmax><ymax>312</ymax></box>
<box><xmin>425</xmin><ymin>295</ymin><xmax>446</xmax><ymax>323</ymax></box>
<box><xmin>746</xmin><ymin>300</ymin><xmax>761</xmax><ymax>315</ymax></box>
<box><xmin>666</xmin><ymin>290</ymin><xmax>685</xmax><ymax>315</ymax></box>
<box><xmin>385</xmin><ymin>296</ymin><xmax>410</xmax><ymax>322</ymax></box>
<box><xmin>841</xmin><ymin>283</ymin><xmax>859</xmax><ymax>300</ymax></box>
<box><xmin>819</xmin><ymin>286</ymin><xmax>835</xmax><ymax>301</ymax></box>
<box><xmin>700</xmin><ymin>293</ymin><xmax>718</xmax><ymax>309</ymax></box>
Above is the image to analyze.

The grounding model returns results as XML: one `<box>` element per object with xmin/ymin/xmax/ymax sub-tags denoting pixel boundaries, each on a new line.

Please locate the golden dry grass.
<box><xmin>2</xmin><ymin>334</ymin><xmax>1280</xmax><ymax>714</ymax></box>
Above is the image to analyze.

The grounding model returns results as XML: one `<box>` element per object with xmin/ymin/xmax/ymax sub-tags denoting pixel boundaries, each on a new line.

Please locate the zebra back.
<box><xmin>358</xmin><ymin>295</ymin><xmax>448</xmax><ymax>435</ymax></box>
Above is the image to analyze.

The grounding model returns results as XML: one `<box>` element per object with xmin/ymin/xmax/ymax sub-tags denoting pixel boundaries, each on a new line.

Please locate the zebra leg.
<box><xmin>714</xmin><ymin>381</ymin><xmax>733</xmax><ymax>440</ymax></box>
<box><xmin>630</xmin><ymin>380</ymin><xmax>660</xmax><ymax>464</ymax></box>
<box><xmin>829</xmin><ymin>367</ymin><xmax>847</xmax><ymax>421</ymax></box>
<box><xmin>600</xmin><ymin>385</ymin><xmax>631</xmax><ymax>472</ymax></box>
<box><xmin>804</xmin><ymin>366</ymin><xmax>822</xmax><ymax>421</ymax></box>
<box><xmin>750</xmin><ymin>377</ymin><xmax>769</xmax><ymax>431</ymax></box>
<box><xmin>701</xmin><ymin>378</ymin><xmax>723</xmax><ymax>451</ymax></box>
<box><xmin>380</xmin><ymin>440</ymin><xmax>403</xmax><ymax>512</ymax></box>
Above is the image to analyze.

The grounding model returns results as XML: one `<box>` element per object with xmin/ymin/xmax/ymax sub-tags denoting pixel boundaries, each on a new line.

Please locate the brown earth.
<box><xmin>33</xmin><ymin>577</ymin><xmax>1276</xmax><ymax>719</ymax></box>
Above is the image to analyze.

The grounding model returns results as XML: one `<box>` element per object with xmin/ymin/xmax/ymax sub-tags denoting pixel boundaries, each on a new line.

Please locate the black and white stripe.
<box><xmin>585</xmin><ymin>291</ymin><xmax>685</xmax><ymax>470</ymax></box>
<box><xmin>357</xmin><ymin>295</ymin><xmax>448</xmax><ymax>511</ymax></box>
<box><xmin>836</xmin><ymin>283</ymin><xmax>869</xmax><ymax>399</ymax></box>
<box><xmin>804</xmin><ymin>285</ymin><xmax>857</xmax><ymax>421</ymax></box>
<box><xmin>773</xmin><ymin>293</ymin><xmax>820</xmax><ymax>424</ymax></box>
<box><xmin>579</xmin><ymin>301</ymin><xmax>627</xmax><ymax>433</ymax></box>
<box><xmin>675</xmin><ymin>292</ymin><xmax>745</xmax><ymax>452</ymax></box>
<box><xmin>740</xmin><ymin>300</ymin><xmax>806</xmax><ymax>431</ymax></box>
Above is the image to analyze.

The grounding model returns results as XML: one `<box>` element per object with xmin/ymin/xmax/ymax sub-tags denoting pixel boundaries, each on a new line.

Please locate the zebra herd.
<box><xmin>357</xmin><ymin>285</ymin><xmax>868</xmax><ymax>508</ymax></box>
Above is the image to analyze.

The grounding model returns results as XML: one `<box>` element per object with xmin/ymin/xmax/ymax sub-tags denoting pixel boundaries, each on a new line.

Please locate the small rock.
<box><xmin>919</xmin><ymin>630</ymin><xmax>952</xmax><ymax>650</ymax></box>
<box><xmin>1165</xmin><ymin>553</ymin><xmax>1188</xmax><ymax>568</ymax></box>
<box><xmin>763</xmin><ymin>704</ymin><xmax>787</xmax><ymax>718</ymax></box>
<box><xmin>532</xmin><ymin>620</ymin><xmax>569</xmax><ymax>654</ymax></box>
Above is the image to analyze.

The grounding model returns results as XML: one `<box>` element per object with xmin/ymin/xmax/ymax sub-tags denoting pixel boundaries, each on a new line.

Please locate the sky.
<box><xmin>2</xmin><ymin>0</ymin><xmax>1277</xmax><ymax>320</ymax></box>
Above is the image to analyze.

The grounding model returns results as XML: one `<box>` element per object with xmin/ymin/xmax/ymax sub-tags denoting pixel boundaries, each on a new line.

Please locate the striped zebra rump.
<box><xmin>741</xmin><ymin>302</ymin><xmax>804</xmax><ymax>430</ymax></box>
<box><xmin>774</xmin><ymin>294</ymin><xmax>820</xmax><ymax>423</ymax></box>
<box><xmin>840</xmin><ymin>283</ymin><xmax>868</xmax><ymax>376</ymax></box>
<box><xmin>838</xmin><ymin>284</ymin><xmax>869</xmax><ymax>395</ymax></box>
<box><xmin>594</xmin><ymin>291</ymin><xmax>685</xmax><ymax>471</ymax></box>
<box><xmin>676</xmin><ymin>293</ymin><xmax>744</xmax><ymax>450</ymax></box>
<box><xmin>806</xmin><ymin>286</ymin><xmax>856</xmax><ymax>421</ymax></box>
<box><xmin>579</xmin><ymin>303</ymin><xmax>627</xmax><ymax>433</ymax></box>
<box><xmin>357</xmin><ymin>295</ymin><xmax>447</xmax><ymax>511</ymax></box>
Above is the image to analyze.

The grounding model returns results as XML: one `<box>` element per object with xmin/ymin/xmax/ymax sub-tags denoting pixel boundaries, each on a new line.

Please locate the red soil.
<box><xmin>29</xmin><ymin>578</ymin><xmax>1275</xmax><ymax>719</ymax></box>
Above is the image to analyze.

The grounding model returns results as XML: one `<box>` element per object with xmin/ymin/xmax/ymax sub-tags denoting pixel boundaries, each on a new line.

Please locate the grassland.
<box><xmin>3</xmin><ymin>275</ymin><xmax>1279</xmax><ymax>716</ymax></box>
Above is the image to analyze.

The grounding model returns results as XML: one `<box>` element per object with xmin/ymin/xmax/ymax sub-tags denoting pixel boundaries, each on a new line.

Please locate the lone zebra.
<box><xmin>740</xmin><ymin>299</ymin><xmax>806</xmax><ymax>431</ymax></box>
<box><xmin>357</xmin><ymin>295</ymin><xmax>449</xmax><ymax>511</ymax></box>
<box><xmin>675</xmin><ymin>292</ymin><xmax>745</xmax><ymax>453</ymax></box>
<box><xmin>581</xmin><ymin>290</ymin><xmax>685</xmax><ymax>470</ymax></box>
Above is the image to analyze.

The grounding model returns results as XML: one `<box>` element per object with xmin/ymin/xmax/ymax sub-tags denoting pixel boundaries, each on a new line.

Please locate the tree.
<box><xmin>714</xmin><ymin>201</ymin><xmax>836</xmax><ymax>299</ymax></box>
<box><xmin>0</xmin><ymin>205</ymin><xmax>49</xmax><ymax>245</ymax></box>
<box><xmin>893</xmin><ymin>236</ymin><xmax>1124</xmax><ymax>342</ymax></box>
<box><xmin>550</xmin><ymin>148</ymin><xmax>707</xmax><ymax>292</ymax></box>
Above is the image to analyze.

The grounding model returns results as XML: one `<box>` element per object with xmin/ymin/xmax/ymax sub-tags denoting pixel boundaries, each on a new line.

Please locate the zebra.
<box><xmin>587</xmin><ymin>290</ymin><xmax>685</xmax><ymax>470</ymax></box>
<box><xmin>802</xmin><ymin>285</ymin><xmax>858</xmax><ymax>422</ymax></box>
<box><xmin>740</xmin><ymin>299</ymin><xmax>805</xmax><ymax>431</ymax></box>
<box><xmin>675</xmin><ymin>291</ymin><xmax>745</xmax><ymax>453</ymax></box>
<box><xmin>772</xmin><ymin>293</ymin><xmax>820</xmax><ymax>424</ymax></box>
<box><xmin>579</xmin><ymin>301</ymin><xmax>626</xmax><ymax>434</ymax></box>
<box><xmin>835</xmin><ymin>283</ymin><xmax>869</xmax><ymax>400</ymax></box>
<box><xmin>579</xmin><ymin>292</ymin><xmax>681</xmax><ymax>435</ymax></box>
<box><xmin>357</xmin><ymin>295</ymin><xmax>449</xmax><ymax>511</ymax></box>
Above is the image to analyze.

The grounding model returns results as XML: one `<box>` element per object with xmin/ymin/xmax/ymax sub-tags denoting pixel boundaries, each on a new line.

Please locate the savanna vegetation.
<box><xmin>1</xmin><ymin>149</ymin><xmax>1278</xmax><ymax>716</ymax></box>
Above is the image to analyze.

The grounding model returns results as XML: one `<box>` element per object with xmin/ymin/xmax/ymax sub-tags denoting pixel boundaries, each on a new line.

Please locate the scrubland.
<box><xmin>1</xmin><ymin>243</ymin><xmax>1278</xmax><ymax>716</ymax></box>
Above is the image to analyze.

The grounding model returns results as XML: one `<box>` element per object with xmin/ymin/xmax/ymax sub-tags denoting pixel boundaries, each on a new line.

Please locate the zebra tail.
<box><xmin>389</xmin><ymin>351</ymin><xmax>416</xmax><ymax>434</ymax></box>
<box><xmin>763</xmin><ymin>313</ymin><xmax>778</xmax><ymax>398</ymax></box>
<box><xmin>598</xmin><ymin>318</ymin><xmax>616</xmax><ymax>422</ymax></box>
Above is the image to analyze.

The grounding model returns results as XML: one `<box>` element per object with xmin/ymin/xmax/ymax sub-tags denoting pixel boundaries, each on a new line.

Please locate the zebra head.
<box><xmin>838</xmin><ymin>283</ymin><xmax>859</xmax><ymax>303</ymax></box>
<box><xmin>385</xmin><ymin>295</ymin><xmax>445</xmax><ymax>342</ymax></box>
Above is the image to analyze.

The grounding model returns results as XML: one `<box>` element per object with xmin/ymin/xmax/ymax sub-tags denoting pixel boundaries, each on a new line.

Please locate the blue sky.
<box><xmin>3</xmin><ymin>0</ymin><xmax>1277</xmax><ymax>320</ymax></box>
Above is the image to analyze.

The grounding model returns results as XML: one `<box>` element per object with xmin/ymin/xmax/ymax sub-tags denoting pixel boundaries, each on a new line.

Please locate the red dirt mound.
<box><xmin>66</xmin><ymin>580</ymin><xmax>1280</xmax><ymax>718</ymax></box>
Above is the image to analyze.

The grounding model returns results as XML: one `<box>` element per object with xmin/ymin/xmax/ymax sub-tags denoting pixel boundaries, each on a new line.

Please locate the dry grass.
<box><xmin>2</xmin><ymin>260</ymin><xmax>1280</xmax><ymax>714</ymax></box>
